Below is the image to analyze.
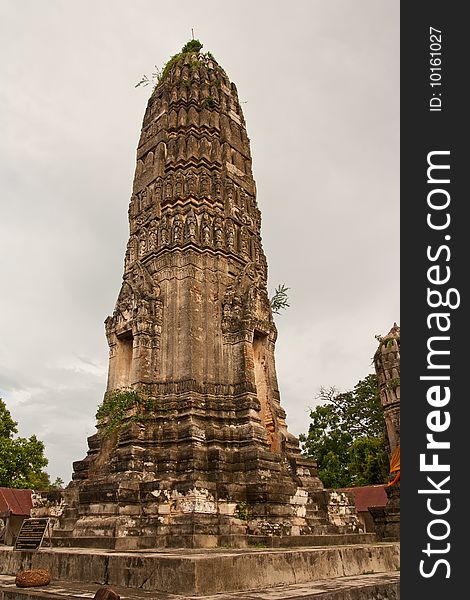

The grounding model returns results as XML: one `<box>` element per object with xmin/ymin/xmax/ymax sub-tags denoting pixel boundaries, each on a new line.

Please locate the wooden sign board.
<box><xmin>14</xmin><ymin>518</ymin><xmax>50</xmax><ymax>552</ymax></box>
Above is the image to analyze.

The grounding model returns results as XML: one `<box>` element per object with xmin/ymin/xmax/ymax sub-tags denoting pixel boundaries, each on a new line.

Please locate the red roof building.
<box><xmin>0</xmin><ymin>488</ymin><xmax>32</xmax><ymax>546</ymax></box>
<box><xmin>339</xmin><ymin>485</ymin><xmax>387</xmax><ymax>512</ymax></box>
<box><xmin>0</xmin><ymin>488</ymin><xmax>33</xmax><ymax>517</ymax></box>
<box><xmin>337</xmin><ymin>485</ymin><xmax>387</xmax><ymax>533</ymax></box>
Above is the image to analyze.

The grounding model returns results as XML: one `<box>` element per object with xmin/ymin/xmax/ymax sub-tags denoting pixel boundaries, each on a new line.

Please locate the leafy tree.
<box><xmin>348</xmin><ymin>437</ymin><xmax>389</xmax><ymax>486</ymax></box>
<box><xmin>0</xmin><ymin>398</ymin><xmax>53</xmax><ymax>489</ymax></box>
<box><xmin>50</xmin><ymin>477</ymin><xmax>65</xmax><ymax>489</ymax></box>
<box><xmin>299</xmin><ymin>375</ymin><xmax>388</xmax><ymax>488</ymax></box>
<box><xmin>0</xmin><ymin>400</ymin><xmax>17</xmax><ymax>438</ymax></box>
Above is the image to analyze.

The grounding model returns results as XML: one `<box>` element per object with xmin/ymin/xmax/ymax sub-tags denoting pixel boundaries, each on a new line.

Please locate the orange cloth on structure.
<box><xmin>387</xmin><ymin>445</ymin><xmax>400</xmax><ymax>486</ymax></box>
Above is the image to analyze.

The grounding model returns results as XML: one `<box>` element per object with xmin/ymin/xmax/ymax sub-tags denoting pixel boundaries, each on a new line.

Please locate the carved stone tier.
<box><xmin>56</xmin><ymin>46</ymin><xmax>363</xmax><ymax>548</ymax></box>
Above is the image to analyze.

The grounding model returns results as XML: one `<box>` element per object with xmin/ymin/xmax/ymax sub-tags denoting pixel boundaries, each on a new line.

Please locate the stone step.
<box><xmin>0</xmin><ymin>543</ymin><xmax>399</xmax><ymax>596</ymax></box>
<box><xmin>50</xmin><ymin>523</ymin><xmax>76</xmax><ymax>535</ymax></box>
<box><xmin>52</xmin><ymin>536</ymin><xmax>130</xmax><ymax>548</ymax></box>
<box><xmin>0</xmin><ymin>572</ymin><xmax>400</xmax><ymax>600</ymax></box>
<box><xmin>56</xmin><ymin>518</ymin><xmax>77</xmax><ymax>527</ymax></box>
<box><xmin>49</xmin><ymin>530</ymin><xmax>74</xmax><ymax>538</ymax></box>
<box><xmin>50</xmin><ymin>532</ymin><xmax>376</xmax><ymax>549</ymax></box>
<box><xmin>247</xmin><ymin>533</ymin><xmax>376</xmax><ymax>548</ymax></box>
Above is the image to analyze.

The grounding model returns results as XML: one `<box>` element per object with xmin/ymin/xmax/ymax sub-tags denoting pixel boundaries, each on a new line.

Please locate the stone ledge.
<box><xmin>247</xmin><ymin>533</ymin><xmax>376</xmax><ymax>548</ymax></box>
<box><xmin>0</xmin><ymin>572</ymin><xmax>400</xmax><ymax>600</ymax></box>
<box><xmin>51</xmin><ymin>533</ymin><xmax>376</xmax><ymax>550</ymax></box>
<box><xmin>0</xmin><ymin>544</ymin><xmax>399</xmax><ymax>596</ymax></box>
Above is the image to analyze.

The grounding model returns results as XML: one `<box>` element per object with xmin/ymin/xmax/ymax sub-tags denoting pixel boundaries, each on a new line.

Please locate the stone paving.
<box><xmin>0</xmin><ymin>572</ymin><xmax>399</xmax><ymax>600</ymax></box>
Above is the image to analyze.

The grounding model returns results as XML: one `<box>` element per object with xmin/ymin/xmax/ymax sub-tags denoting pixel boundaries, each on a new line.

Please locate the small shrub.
<box><xmin>181</xmin><ymin>39</ymin><xmax>203</xmax><ymax>54</ymax></box>
<box><xmin>96</xmin><ymin>388</ymin><xmax>152</xmax><ymax>435</ymax></box>
<box><xmin>235</xmin><ymin>500</ymin><xmax>249</xmax><ymax>521</ymax></box>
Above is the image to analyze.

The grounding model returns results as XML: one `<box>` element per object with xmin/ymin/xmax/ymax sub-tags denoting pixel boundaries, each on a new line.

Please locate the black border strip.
<box><xmin>401</xmin><ymin>2</ymin><xmax>466</xmax><ymax>595</ymax></box>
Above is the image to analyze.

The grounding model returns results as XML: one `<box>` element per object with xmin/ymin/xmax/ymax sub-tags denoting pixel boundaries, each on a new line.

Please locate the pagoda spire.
<box><xmin>55</xmin><ymin>43</ymin><xmax>362</xmax><ymax>549</ymax></box>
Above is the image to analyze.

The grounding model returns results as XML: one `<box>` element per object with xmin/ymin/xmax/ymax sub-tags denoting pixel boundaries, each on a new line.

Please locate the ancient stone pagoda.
<box><xmin>57</xmin><ymin>43</ymin><xmax>361</xmax><ymax>549</ymax></box>
<box><xmin>374</xmin><ymin>323</ymin><xmax>400</xmax><ymax>459</ymax></box>
<box><xmin>369</xmin><ymin>323</ymin><xmax>400</xmax><ymax>541</ymax></box>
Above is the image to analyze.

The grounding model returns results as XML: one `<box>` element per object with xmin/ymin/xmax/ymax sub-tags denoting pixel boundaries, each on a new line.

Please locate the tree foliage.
<box><xmin>270</xmin><ymin>284</ymin><xmax>290</xmax><ymax>315</ymax></box>
<box><xmin>299</xmin><ymin>374</ymin><xmax>388</xmax><ymax>488</ymax></box>
<box><xmin>0</xmin><ymin>399</ymin><xmax>54</xmax><ymax>489</ymax></box>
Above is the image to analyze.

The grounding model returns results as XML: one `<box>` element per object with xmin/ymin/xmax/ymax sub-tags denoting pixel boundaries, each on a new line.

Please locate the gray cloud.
<box><xmin>0</xmin><ymin>0</ymin><xmax>399</xmax><ymax>482</ymax></box>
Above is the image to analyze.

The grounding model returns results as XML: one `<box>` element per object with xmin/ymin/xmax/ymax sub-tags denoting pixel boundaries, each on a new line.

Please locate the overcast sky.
<box><xmin>0</xmin><ymin>1</ymin><xmax>399</xmax><ymax>483</ymax></box>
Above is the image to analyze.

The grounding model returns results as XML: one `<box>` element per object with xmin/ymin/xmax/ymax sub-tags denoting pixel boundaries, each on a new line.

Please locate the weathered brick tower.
<box><xmin>369</xmin><ymin>323</ymin><xmax>400</xmax><ymax>540</ymax></box>
<box><xmin>374</xmin><ymin>323</ymin><xmax>400</xmax><ymax>459</ymax></box>
<box><xmin>56</xmin><ymin>43</ymin><xmax>361</xmax><ymax>549</ymax></box>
